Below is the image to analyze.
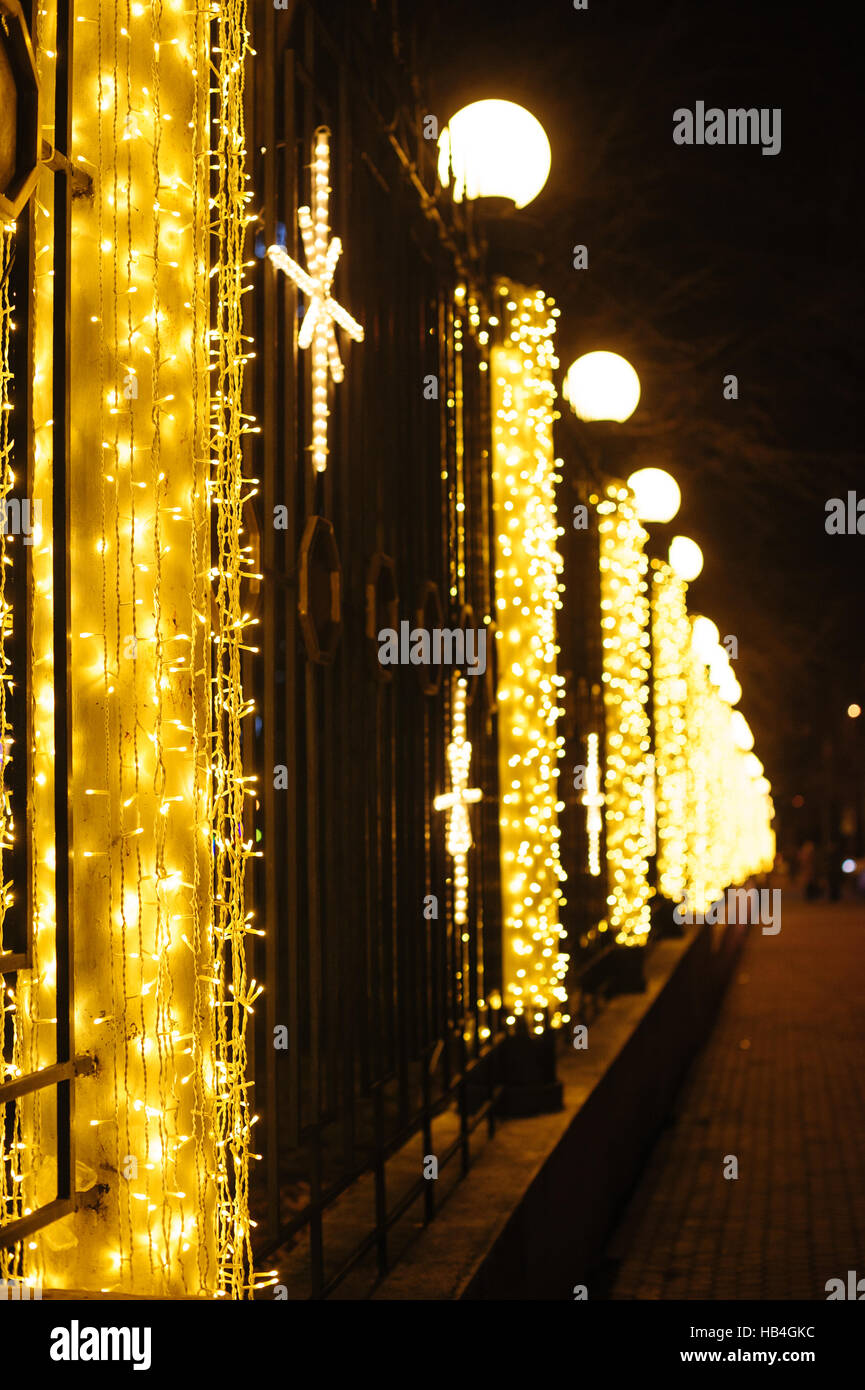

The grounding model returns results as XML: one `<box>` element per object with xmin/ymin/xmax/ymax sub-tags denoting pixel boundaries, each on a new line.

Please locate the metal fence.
<box><xmin>1</xmin><ymin>0</ymin><xmax>79</xmax><ymax>1265</ymax></box>
<box><xmin>0</xmin><ymin>0</ymin><xmax>618</xmax><ymax>1295</ymax></box>
<box><xmin>242</xmin><ymin>0</ymin><xmax>506</xmax><ymax>1297</ymax></box>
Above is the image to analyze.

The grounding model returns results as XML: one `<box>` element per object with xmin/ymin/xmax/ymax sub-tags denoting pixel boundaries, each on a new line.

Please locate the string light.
<box><xmin>4</xmin><ymin>0</ymin><xmax>261</xmax><ymax>1300</ymax></box>
<box><xmin>209</xmin><ymin>0</ymin><xmax>257</xmax><ymax>1301</ymax></box>
<box><xmin>491</xmin><ymin>284</ymin><xmax>568</xmax><ymax>1032</ymax></box>
<box><xmin>651</xmin><ymin>561</ymin><xmax>689</xmax><ymax>903</ymax></box>
<box><xmin>594</xmin><ymin>484</ymin><xmax>652</xmax><ymax>946</ymax></box>
<box><xmin>684</xmin><ymin>617</ymin><xmax>774</xmax><ymax>911</ymax></box>
<box><xmin>0</xmin><ymin>209</ymin><xmax>22</xmax><ymax>1282</ymax></box>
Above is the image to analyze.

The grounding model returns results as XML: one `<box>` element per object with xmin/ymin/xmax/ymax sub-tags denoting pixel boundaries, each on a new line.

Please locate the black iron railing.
<box><xmin>1</xmin><ymin>0</ymin><xmax>83</xmax><ymax>1262</ymax></box>
<box><xmin>240</xmin><ymin>0</ymin><xmax>507</xmax><ymax>1297</ymax></box>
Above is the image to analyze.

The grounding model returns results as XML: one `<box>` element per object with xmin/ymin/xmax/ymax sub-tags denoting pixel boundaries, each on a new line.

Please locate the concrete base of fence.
<box><xmin>373</xmin><ymin>918</ymin><xmax>746</xmax><ymax>1300</ymax></box>
<box><xmin>500</xmin><ymin>1028</ymin><xmax>564</xmax><ymax>1117</ymax></box>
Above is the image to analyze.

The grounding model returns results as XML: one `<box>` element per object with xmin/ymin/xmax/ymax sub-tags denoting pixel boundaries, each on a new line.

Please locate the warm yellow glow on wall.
<box><xmin>491</xmin><ymin>284</ymin><xmax>568</xmax><ymax>1031</ymax></box>
<box><xmin>594</xmin><ymin>484</ymin><xmax>652</xmax><ymax>945</ymax></box>
<box><xmin>651</xmin><ymin>561</ymin><xmax>689</xmax><ymax>903</ymax></box>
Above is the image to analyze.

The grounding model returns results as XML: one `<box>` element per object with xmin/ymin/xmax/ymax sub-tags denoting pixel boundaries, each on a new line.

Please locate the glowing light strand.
<box><xmin>18</xmin><ymin>0</ymin><xmax>57</xmax><ymax>1294</ymax></box>
<box><xmin>651</xmin><ymin>562</ymin><xmax>689</xmax><ymax>903</ymax></box>
<box><xmin>0</xmin><ymin>219</ymin><xmax>22</xmax><ymax>1280</ymax></box>
<box><xmin>209</xmin><ymin>0</ymin><xmax>257</xmax><ymax>1300</ymax></box>
<box><xmin>491</xmin><ymin>284</ymin><xmax>568</xmax><ymax>1032</ymax></box>
<box><xmin>594</xmin><ymin>484</ymin><xmax>652</xmax><ymax>946</ymax></box>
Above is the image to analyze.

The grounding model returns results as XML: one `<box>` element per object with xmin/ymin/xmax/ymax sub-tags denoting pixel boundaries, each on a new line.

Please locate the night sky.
<box><xmin>418</xmin><ymin>0</ymin><xmax>863</xmax><ymax>852</ymax></box>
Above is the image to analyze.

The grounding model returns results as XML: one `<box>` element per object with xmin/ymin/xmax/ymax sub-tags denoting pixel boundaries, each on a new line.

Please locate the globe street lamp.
<box><xmin>668</xmin><ymin>534</ymin><xmax>703</xmax><ymax>582</ymax></box>
<box><xmin>437</xmin><ymin>99</ymin><xmax>552</xmax><ymax>286</ymax></box>
<box><xmin>564</xmin><ymin>350</ymin><xmax>641</xmax><ymax>423</ymax></box>
<box><xmin>691</xmin><ymin>615</ymin><xmax>720</xmax><ymax>662</ymax></box>
<box><xmin>561</xmin><ymin>350</ymin><xmax>642</xmax><ymax>499</ymax></box>
<box><xmin>437</xmin><ymin>99</ymin><xmax>552</xmax><ymax>210</ymax></box>
<box><xmin>627</xmin><ymin>467</ymin><xmax>681</xmax><ymax>524</ymax></box>
<box><xmin>731</xmin><ymin>710</ymin><xmax>755</xmax><ymax>752</ymax></box>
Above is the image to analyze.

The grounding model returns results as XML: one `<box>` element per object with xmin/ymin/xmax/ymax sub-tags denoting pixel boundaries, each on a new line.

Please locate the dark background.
<box><xmin>411</xmin><ymin>0</ymin><xmax>863</xmax><ymax>862</ymax></box>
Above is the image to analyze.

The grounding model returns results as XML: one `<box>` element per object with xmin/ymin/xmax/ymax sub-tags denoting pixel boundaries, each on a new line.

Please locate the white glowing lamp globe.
<box><xmin>691</xmin><ymin>615</ymin><xmax>720</xmax><ymax>662</ymax></box>
<box><xmin>718</xmin><ymin>670</ymin><xmax>742</xmax><ymax>705</ymax></box>
<box><xmin>708</xmin><ymin>646</ymin><xmax>730</xmax><ymax>685</ymax></box>
<box><xmin>668</xmin><ymin>535</ymin><xmax>703</xmax><ymax>582</ymax></box>
<box><xmin>437</xmin><ymin>100</ymin><xmax>551</xmax><ymax>210</ymax></box>
<box><xmin>563</xmin><ymin>351</ymin><xmax>641</xmax><ymax>423</ymax></box>
<box><xmin>744</xmin><ymin>753</ymin><xmax>764</xmax><ymax>779</ymax></box>
<box><xmin>731</xmin><ymin>710</ymin><xmax>755</xmax><ymax>751</ymax></box>
<box><xmin>627</xmin><ymin>467</ymin><xmax>681</xmax><ymax>523</ymax></box>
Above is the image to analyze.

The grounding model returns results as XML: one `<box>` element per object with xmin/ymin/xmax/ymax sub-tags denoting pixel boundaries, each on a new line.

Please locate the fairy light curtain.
<box><xmin>593</xmin><ymin>483</ymin><xmax>652</xmax><ymax>947</ymax></box>
<box><xmin>490</xmin><ymin>283</ymin><xmax>569</xmax><ymax>1033</ymax></box>
<box><xmin>651</xmin><ymin>562</ymin><xmax>775</xmax><ymax>915</ymax></box>
<box><xmin>684</xmin><ymin>630</ymin><xmax>775</xmax><ymax>913</ymax></box>
<box><xmin>209</xmin><ymin>0</ymin><xmax>259</xmax><ymax>1302</ymax></box>
<box><xmin>651</xmin><ymin>560</ymin><xmax>690</xmax><ymax>904</ymax></box>
<box><xmin>3</xmin><ymin>0</ymin><xmax>257</xmax><ymax>1300</ymax></box>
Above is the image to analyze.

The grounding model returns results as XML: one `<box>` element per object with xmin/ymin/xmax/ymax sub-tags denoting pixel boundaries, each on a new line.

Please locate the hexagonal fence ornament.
<box><xmin>366</xmin><ymin>552</ymin><xmax>398</xmax><ymax>684</ymax></box>
<box><xmin>415</xmin><ymin>581</ymin><xmax>444</xmax><ymax>696</ymax></box>
<box><xmin>298</xmin><ymin>515</ymin><xmax>342</xmax><ymax>665</ymax></box>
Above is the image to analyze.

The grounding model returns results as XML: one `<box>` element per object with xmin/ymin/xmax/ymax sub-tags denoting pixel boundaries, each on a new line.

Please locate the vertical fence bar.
<box><xmin>51</xmin><ymin>0</ymin><xmax>74</xmax><ymax>1211</ymax></box>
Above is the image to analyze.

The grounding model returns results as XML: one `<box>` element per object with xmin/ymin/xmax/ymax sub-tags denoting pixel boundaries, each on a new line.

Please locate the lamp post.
<box><xmin>625</xmin><ymin>468</ymin><xmax>683</xmax><ymax>951</ymax></box>
<box><xmin>438</xmin><ymin>99</ymin><xmax>564</xmax><ymax>1113</ymax></box>
<box><xmin>563</xmin><ymin>353</ymin><xmax>660</xmax><ymax>990</ymax></box>
<box><xmin>438</xmin><ymin>99</ymin><xmax>552</xmax><ymax>283</ymax></box>
<box><xmin>562</xmin><ymin>350</ymin><xmax>642</xmax><ymax>486</ymax></box>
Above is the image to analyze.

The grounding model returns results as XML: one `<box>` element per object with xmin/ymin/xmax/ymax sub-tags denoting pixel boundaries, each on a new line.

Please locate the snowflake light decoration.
<box><xmin>434</xmin><ymin>676</ymin><xmax>482</xmax><ymax>927</ymax></box>
<box><xmin>267</xmin><ymin>127</ymin><xmax>364</xmax><ymax>473</ymax></box>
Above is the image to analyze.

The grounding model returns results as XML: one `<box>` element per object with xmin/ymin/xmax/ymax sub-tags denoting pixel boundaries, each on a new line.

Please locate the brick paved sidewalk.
<box><xmin>599</xmin><ymin>899</ymin><xmax>865</xmax><ymax>1300</ymax></box>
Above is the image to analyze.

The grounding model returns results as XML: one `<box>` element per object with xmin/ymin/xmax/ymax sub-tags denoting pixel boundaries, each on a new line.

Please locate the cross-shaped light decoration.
<box><xmin>266</xmin><ymin>127</ymin><xmax>364</xmax><ymax>473</ymax></box>
<box><xmin>582</xmin><ymin>731</ymin><xmax>605</xmax><ymax>877</ymax></box>
<box><xmin>434</xmin><ymin>677</ymin><xmax>482</xmax><ymax>927</ymax></box>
